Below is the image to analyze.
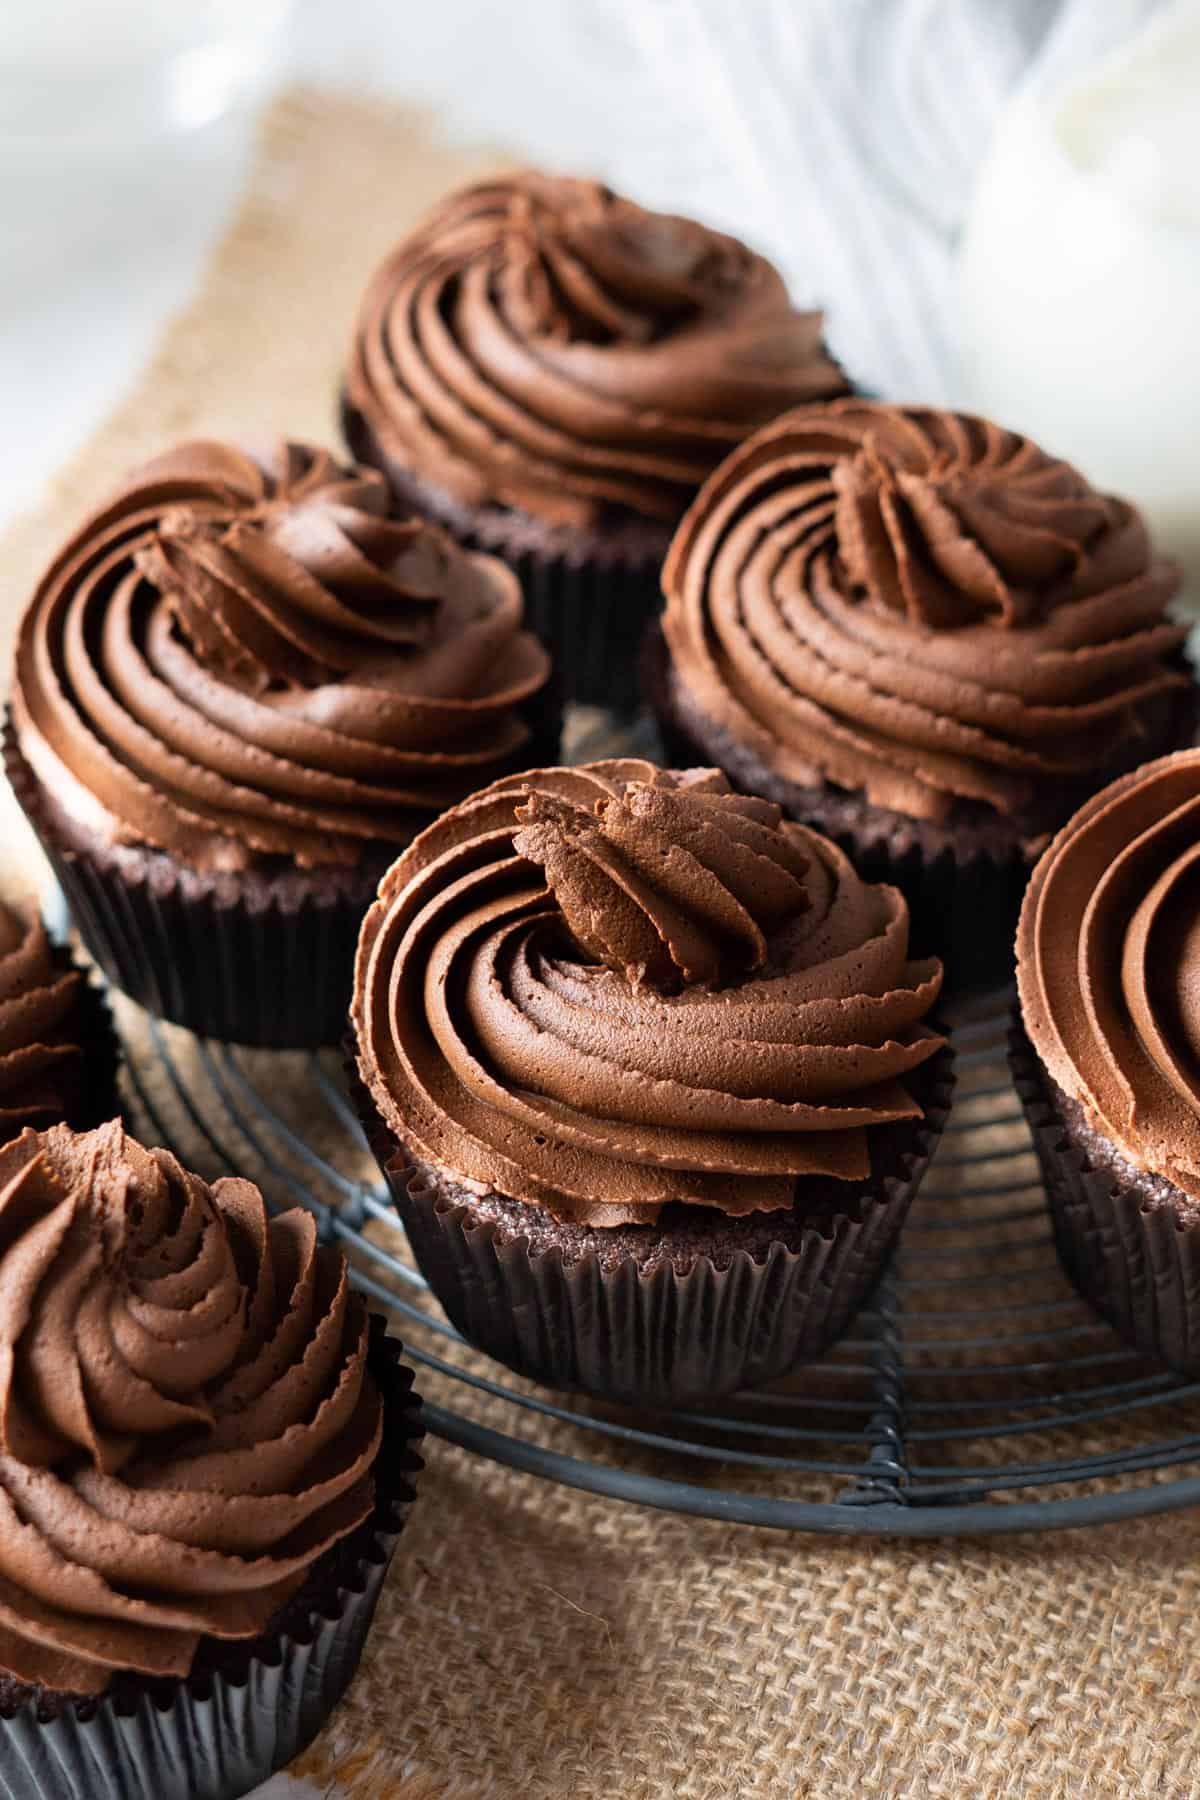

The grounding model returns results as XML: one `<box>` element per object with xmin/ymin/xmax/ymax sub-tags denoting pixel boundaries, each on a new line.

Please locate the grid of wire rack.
<box><xmin>92</xmin><ymin>705</ymin><xmax>1200</xmax><ymax>1536</ymax></box>
<box><xmin>108</xmin><ymin>948</ymin><xmax>1200</xmax><ymax>1541</ymax></box>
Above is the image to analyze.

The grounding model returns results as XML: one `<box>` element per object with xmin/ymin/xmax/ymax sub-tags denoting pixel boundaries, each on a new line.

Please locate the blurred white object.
<box><xmin>0</xmin><ymin>0</ymin><xmax>290</xmax><ymax>272</ymax></box>
<box><xmin>0</xmin><ymin>0</ymin><xmax>293</xmax><ymax>526</ymax></box>
<box><xmin>960</xmin><ymin>0</ymin><xmax>1200</xmax><ymax>595</ymax></box>
<box><xmin>0</xmin><ymin>0</ymin><xmax>292</xmax><ymax>141</ymax></box>
<box><xmin>338</xmin><ymin>0</ymin><xmax>1055</xmax><ymax>402</ymax></box>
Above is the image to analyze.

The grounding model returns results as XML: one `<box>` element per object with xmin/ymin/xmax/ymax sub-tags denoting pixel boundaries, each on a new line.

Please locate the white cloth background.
<box><xmin>356</xmin><ymin>0</ymin><xmax>1055</xmax><ymax>399</ymax></box>
<box><xmin>5</xmin><ymin>0</ymin><xmax>1163</xmax><ymax>534</ymax></box>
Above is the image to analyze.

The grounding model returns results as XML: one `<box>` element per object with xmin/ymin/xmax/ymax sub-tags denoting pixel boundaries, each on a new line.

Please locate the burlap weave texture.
<box><xmin>4</xmin><ymin>92</ymin><xmax>1200</xmax><ymax>1800</ymax></box>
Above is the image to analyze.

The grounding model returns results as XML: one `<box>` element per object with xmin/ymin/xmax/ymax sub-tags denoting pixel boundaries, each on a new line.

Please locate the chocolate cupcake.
<box><xmin>0</xmin><ymin>1119</ymin><xmax>420</xmax><ymax>1800</ymax></box>
<box><xmin>0</xmin><ymin>899</ymin><xmax>119</xmax><ymax>1143</ymax></box>
<box><xmin>1013</xmin><ymin>748</ymin><xmax>1200</xmax><ymax>1374</ymax></box>
<box><xmin>342</xmin><ymin>172</ymin><xmax>849</xmax><ymax>709</ymax></box>
<box><xmin>653</xmin><ymin>400</ymin><xmax>1196</xmax><ymax>989</ymax></box>
<box><xmin>7</xmin><ymin>439</ymin><xmax>555</xmax><ymax>1047</ymax></box>
<box><xmin>352</xmin><ymin>759</ymin><xmax>951</xmax><ymax>1405</ymax></box>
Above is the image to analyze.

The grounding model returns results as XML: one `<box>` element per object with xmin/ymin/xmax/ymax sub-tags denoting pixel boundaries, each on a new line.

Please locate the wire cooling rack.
<box><xmin>103</xmin><ymin>709</ymin><xmax>1200</xmax><ymax>1536</ymax></box>
<box><xmin>114</xmin><ymin>996</ymin><xmax>1200</xmax><ymax>1538</ymax></box>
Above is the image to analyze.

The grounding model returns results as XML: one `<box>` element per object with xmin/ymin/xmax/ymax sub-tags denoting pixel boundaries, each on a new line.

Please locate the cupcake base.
<box><xmin>5</xmin><ymin>702</ymin><xmax>560</xmax><ymax>1050</ymax></box>
<box><xmin>355</xmin><ymin>1049</ymin><xmax>954</xmax><ymax>1408</ymax></box>
<box><xmin>343</xmin><ymin>397</ymin><xmax>672</xmax><ymax>714</ymax></box>
<box><xmin>1011</xmin><ymin>1023</ymin><xmax>1200</xmax><ymax>1375</ymax></box>
<box><xmin>0</xmin><ymin>1320</ymin><xmax>422</xmax><ymax>1800</ymax></box>
<box><xmin>646</xmin><ymin>622</ymin><xmax>1200</xmax><ymax>993</ymax></box>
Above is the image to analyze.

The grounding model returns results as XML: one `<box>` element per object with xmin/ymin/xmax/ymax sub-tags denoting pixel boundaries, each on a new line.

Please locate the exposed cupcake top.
<box><xmin>353</xmin><ymin>760</ymin><xmax>944</xmax><ymax>1227</ymax></box>
<box><xmin>662</xmin><ymin>401</ymin><xmax>1188</xmax><ymax>832</ymax></box>
<box><xmin>0</xmin><ymin>903</ymin><xmax>90</xmax><ymax>1140</ymax></box>
<box><xmin>11</xmin><ymin>439</ymin><xmax>551</xmax><ymax>874</ymax></box>
<box><xmin>1018</xmin><ymin>749</ymin><xmax>1200</xmax><ymax>1197</ymax></box>
<box><xmin>344</xmin><ymin>172</ymin><xmax>848</xmax><ymax>529</ymax></box>
<box><xmin>0</xmin><ymin>1121</ymin><xmax>381</xmax><ymax>1696</ymax></box>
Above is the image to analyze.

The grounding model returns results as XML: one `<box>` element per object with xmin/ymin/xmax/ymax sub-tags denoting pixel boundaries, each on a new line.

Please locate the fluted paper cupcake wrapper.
<box><xmin>0</xmin><ymin>1322</ymin><xmax>423</xmax><ymax>1800</ymax></box>
<box><xmin>4</xmin><ymin>716</ymin><xmax>387</xmax><ymax>1050</ymax></box>
<box><xmin>1010</xmin><ymin>1024</ymin><xmax>1200</xmax><ymax>1375</ymax></box>
<box><xmin>21</xmin><ymin>944</ymin><xmax>123</xmax><ymax>1140</ymax></box>
<box><xmin>481</xmin><ymin>543</ymin><xmax>664</xmax><ymax>716</ymax></box>
<box><xmin>353</xmin><ymin>1053</ymin><xmax>953</xmax><ymax>1407</ymax></box>
<box><xmin>28</xmin><ymin>834</ymin><xmax>373</xmax><ymax>1051</ymax></box>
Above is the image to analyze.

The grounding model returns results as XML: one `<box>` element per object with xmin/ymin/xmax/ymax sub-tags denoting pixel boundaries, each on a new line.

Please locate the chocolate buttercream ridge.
<box><xmin>10</xmin><ymin>437</ymin><xmax>552</xmax><ymax>873</ymax></box>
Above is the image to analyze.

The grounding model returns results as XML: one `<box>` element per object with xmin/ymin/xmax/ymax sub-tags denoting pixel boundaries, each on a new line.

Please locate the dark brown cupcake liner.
<box><xmin>797</xmin><ymin>667</ymin><xmax>1200</xmax><ymax>986</ymax></box>
<box><xmin>1010</xmin><ymin>1022</ymin><xmax>1200</xmax><ymax>1374</ymax></box>
<box><xmin>0</xmin><ymin>1319</ymin><xmax>422</xmax><ymax>1800</ymax></box>
<box><xmin>482</xmin><ymin>539</ymin><xmax>666</xmax><ymax>717</ymax></box>
<box><xmin>47</xmin><ymin>843</ymin><xmax>381</xmax><ymax>1051</ymax></box>
<box><xmin>343</xmin><ymin>398</ymin><xmax>669</xmax><ymax>713</ymax></box>
<box><xmin>47</xmin><ymin>943</ymin><xmax>123</xmax><ymax>1135</ymax></box>
<box><xmin>351</xmin><ymin>1048</ymin><xmax>953</xmax><ymax>1407</ymax></box>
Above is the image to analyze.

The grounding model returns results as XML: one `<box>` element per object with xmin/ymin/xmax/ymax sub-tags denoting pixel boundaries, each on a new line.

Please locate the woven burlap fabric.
<box><xmin>5</xmin><ymin>91</ymin><xmax>1200</xmax><ymax>1800</ymax></box>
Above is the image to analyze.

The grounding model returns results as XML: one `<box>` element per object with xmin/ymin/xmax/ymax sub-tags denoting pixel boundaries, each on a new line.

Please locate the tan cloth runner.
<box><xmin>3</xmin><ymin>90</ymin><xmax>1200</xmax><ymax>1800</ymax></box>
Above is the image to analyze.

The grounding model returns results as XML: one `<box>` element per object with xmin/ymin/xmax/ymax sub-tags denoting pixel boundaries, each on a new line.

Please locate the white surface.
<box><xmin>960</xmin><ymin>0</ymin><xmax>1200</xmax><ymax>587</ymax></box>
<box><xmin>0</xmin><ymin>113</ymin><xmax>259</xmax><ymax>526</ymax></box>
<box><xmin>0</xmin><ymin>0</ymin><xmax>291</xmax><ymax>140</ymax></box>
<box><xmin>0</xmin><ymin>0</ymin><xmax>290</xmax><ymax>527</ymax></box>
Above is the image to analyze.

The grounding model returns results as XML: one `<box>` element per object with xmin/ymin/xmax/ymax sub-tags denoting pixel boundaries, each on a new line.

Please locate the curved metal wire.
<box><xmin>115</xmin><ymin>991</ymin><xmax>1200</xmax><ymax>1538</ymax></box>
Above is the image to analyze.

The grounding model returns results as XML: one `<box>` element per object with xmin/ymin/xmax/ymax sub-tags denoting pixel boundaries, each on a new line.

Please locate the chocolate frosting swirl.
<box><xmin>345</xmin><ymin>172</ymin><xmax>848</xmax><ymax>529</ymax></box>
<box><xmin>1018</xmin><ymin>749</ymin><xmax>1200</xmax><ymax>1197</ymax></box>
<box><xmin>662</xmin><ymin>401</ymin><xmax>1187</xmax><ymax>827</ymax></box>
<box><xmin>12</xmin><ymin>439</ymin><xmax>550</xmax><ymax>873</ymax></box>
<box><xmin>512</xmin><ymin>777</ymin><xmax>812</xmax><ymax>991</ymax></box>
<box><xmin>0</xmin><ymin>1121</ymin><xmax>381</xmax><ymax>1696</ymax></box>
<box><xmin>353</xmin><ymin>760</ymin><xmax>944</xmax><ymax>1227</ymax></box>
<box><xmin>0</xmin><ymin>905</ymin><xmax>87</xmax><ymax>1140</ymax></box>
